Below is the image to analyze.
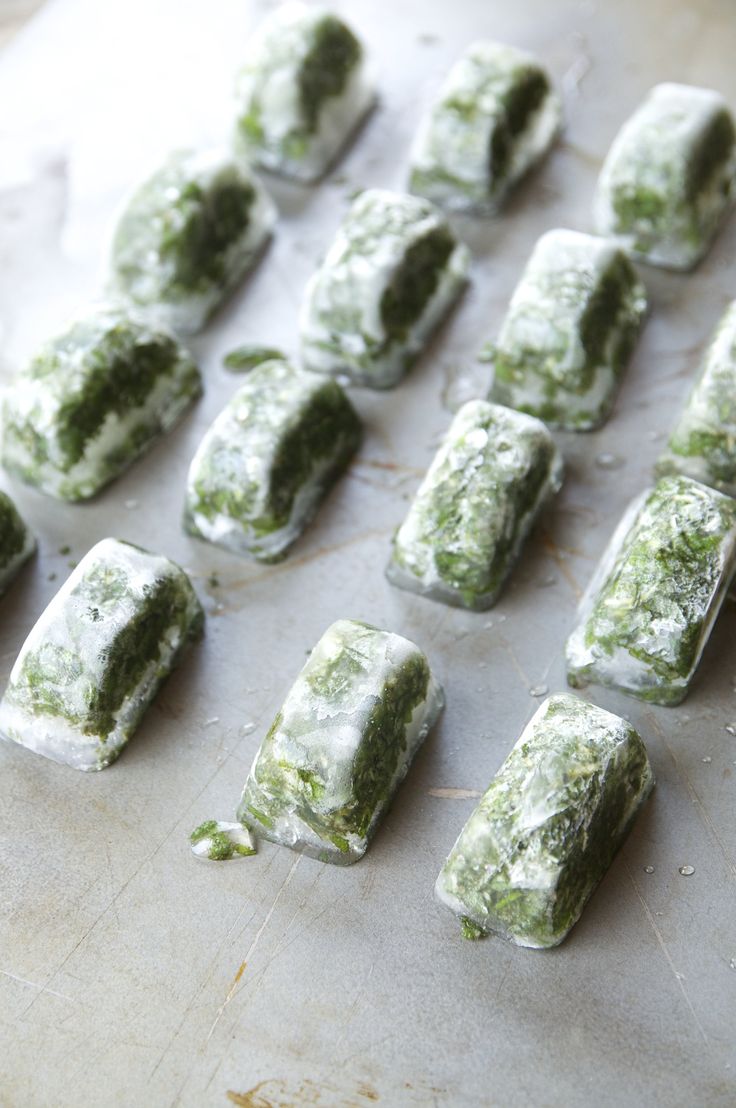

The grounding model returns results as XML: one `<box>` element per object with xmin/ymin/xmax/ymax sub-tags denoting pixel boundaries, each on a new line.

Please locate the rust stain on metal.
<box><xmin>539</xmin><ymin>529</ymin><xmax>583</xmax><ymax>599</ymax></box>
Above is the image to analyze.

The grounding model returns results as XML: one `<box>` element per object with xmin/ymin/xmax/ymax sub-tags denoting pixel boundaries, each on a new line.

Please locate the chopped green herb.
<box><xmin>223</xmin><ymin>345</ymin><xmax>285</xmax><ymax>372</ymax></box>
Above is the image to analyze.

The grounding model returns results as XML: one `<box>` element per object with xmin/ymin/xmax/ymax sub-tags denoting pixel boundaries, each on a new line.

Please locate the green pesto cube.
<box><xmin>1</xmin><ymin>306</ymin><xmax>201</xmax><ymax>502</ymax></box>
<box><xmin>110</xmin><ymin>149</ymin><xmax>275</xmax><ymax>334</ymax></box>
<box><xmin>0</xmin><ymin>538</ymin><xmax>203</xmax><ymax>771</ymax></box>
<box><xmin>184</xmin><ymin>359</ymin><xmax>361</xmax><ymax>562</ymax></box>
<box><xmin>387</xmin><ymin>400</ymin><xmax>562</xmax><ymax>610</ymax></box>
<box><xmin>238</xmin><ymin>619</ymin><xmax>444</xmax><ymax>863</ymax></box>
<box><xmin>436</xmin><ymin>693</ymin><xmax>654</xmax><ymax>949</ymax></box>
<box><xmin>0</xmin><ymin>491</ymin><xmax>35</xmax><ymax>595</ymax></box>
<box><xmin>235</xmin><ymin>3</ymin><xmax>374</xmax><ymax>182</ymax></box>
<box><xmin>300</xmin><ymin>188</ymin><xmax>470</xmax><ymax>388</ymax></box>
<box><xmin>190</xmin><ymin>820</ymin><xmax>256</xmax><ymax>861</ymax></box>
<box><xmin>566</xmin><ymin>475</ymin><xmax>736</xmax><ymax>706</ymax></box>
<box><xmin>594</xmin><ymin>82</ymin><xmax>736</xmax><ymax>270</ymax></box>
<box><xmin>409</xmin><ymin>40</ymin><xmax>561</xmax><ymax>214</ymax></box>
<box><xmin>657</xmin><ymin>301</ymin><xmax>736</xmax><ymax>496</ymax></box>
<box><xmin>486</xmin><ymin>229</ymin><xmax>647</xmax><ymax>430</ymax></box>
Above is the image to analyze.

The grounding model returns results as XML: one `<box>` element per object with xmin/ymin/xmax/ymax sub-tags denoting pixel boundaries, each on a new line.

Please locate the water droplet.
<box><xmin>529</xmin><ymin>684</ymin><xmax>549</xmax><ymax>698</ymax></box>
<box><xmin>679</xmin><ymin>864</ymin><xmax>695</xmax><ymax>876</ymax></box>
<box><xmin>726</xmin><ymin>725</ymin><xmax>736</xmax><ymax>736</ymax></box>
<box><xmin>205</xmin><ymin>717</ymin><xmax>219</xmax><ymax>727</ymax></box>
<box><xmin>477</xmin><ymin>662</ymin><xmax>487</xmax><ymax>669</ymax></box>
<box><xmin>729</xmin><ymin>957</ymin><xmax>736</xmax><ymax>971</ymax></box>
<box><xmin>595</xmin><ymin>452</ymin><xmax>624</xmax><ymax>470</ymax></box>
<box><xmin>240</xmin><ymin>722</ymin><xmax>255</xmax><ymax>735</ymax></box>
<box><xmin>483</xmin><ymin>620</ymin><xmax>493</xmax><ymax>629</ymax></box>
<box><xmin>646</xmin><ymin>429</ymin><xmax>663</xmax><ymax>442</ymax></box>
<box><xmin>536</xmin><ymin>573</ymin><xmax>557</xmax><ymax>588</ymax></box>
<box><xmin>702</xmin><ymin>756</ymin><xmax>712</xmax><ymax>764</ymax></box>
<box><xmin>644</xmin><ymin>865</ymin><xmax>655</xmax><ymax>874</ymax></box>
<box><xmin>124</xmin><ymin>498</ymin><xmax>138</xmax><ymax>510</ymax></box>
<box><xmin>496</xmin><ymin>614</ymin><xmax>507</xmax><ymax>624</ymax></box>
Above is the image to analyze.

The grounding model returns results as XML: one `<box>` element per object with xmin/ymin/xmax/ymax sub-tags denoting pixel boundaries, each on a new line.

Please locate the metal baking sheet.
<box><xmin>1</xmin><ymin>0</ymin><xmax>735</xmax><ymax>1104</ymax></box>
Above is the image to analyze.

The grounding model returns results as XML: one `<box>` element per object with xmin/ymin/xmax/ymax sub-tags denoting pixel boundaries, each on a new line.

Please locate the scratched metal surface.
<box><xmin>1</xmin><ymin>0</ymin><xmax>735</xmax><ymax>1105</ymax></box>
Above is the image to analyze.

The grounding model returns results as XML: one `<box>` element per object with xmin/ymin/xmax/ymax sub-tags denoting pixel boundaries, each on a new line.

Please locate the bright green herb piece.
<box><xmin>1</xmin><ymin>306</ymin><xmax>202</xmax><ymax>502</ymax></box>
<box><xmin>594</xmin><ymin>83</ymin><xmax>736</xmax><ymax>270</ymax></box>
<box><xmin>110</xmin><ymin>149</ymin><xmax>275</xmax><ymax>334</ymax></box>
<box><xmin>184</xmin><ymin>358</ymin><xmax>361</xmax><ymax>562</ymax></box>
<box><xmin>223</xmin><ymin>344</ymin><xmax>286</xmax><ymax>372</ymax></box>
<box><xmin>436</xmin><ymin>693</ymin><xmax>654</xmax><ymax>949</ymax></box>
<box><xmin>0</xmin><ymin>491</ymin><xmax>35</xmax><ymax>595</ymax></box>
<box><xmin>657</xmin><ymin>301</ymin><xmax>736</xmax><ymax>496</ymax></box>
<box><xmin>387</xmin><ymin>400</ymin><xmax>562</xmax><ymax>610</ymax></box>
<box><xmin>566</xmin><ymin>475</ymin><xmax>736</xmax><ymax>705</ymax></box>
<box><xmin>238</xmin><ymin>619</ymin><xmax>444</xmax><ymax>864</ymax></box>
<box><xmin>235</xmin><ymin>3</ymin><xmax>374</xmax><ymax>182</ymax></box>
<box><xmin>0</xmin><ymin>538</ymin><xmax>204</xmax><ymax>771</ymax></box>
<box><xmin>409</xmin><ymin>40</ymin><xmax>561</xmax><ymax>214</ymax></box>
<box><xmin>486</xmin><ymin>228</ymin><xmax>647</xmax><ymax>431</ymax></box>
<box><xmin>190</xmin><ymin>820</ymin><xmax>256</xmax><ymax>860</ymax></box>
<box><xmin>300</xmin><ymin>188</ymin><xmax>470</xmax><ymax>388</ymax></box>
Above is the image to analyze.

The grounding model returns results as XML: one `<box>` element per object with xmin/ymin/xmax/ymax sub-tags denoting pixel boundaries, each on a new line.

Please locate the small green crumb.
<box><xmin>190</xmin><ymin>819</ymin><xmax>219</xmax><ymax>843</ymax></box>
<box><xmin>190</xmin><ymin>819</ymin><xmax>257</xmax><ymax>860</ymax></box>
<box><xmin>461</xmin><ymin>916</ymin><xmax>486</xmax><ymax>941</ymax></box>
<box><xmin>207</xmin><ymin>573</ymin><xmax>220</xmax><ymax>589</ymax></box>
<box><xmin>223</xmin><ymin>345</ymin><xmax>285</xmax><ymax>372</ymax></box>
<box><xmin>58</xmin><ymin>544</ymin><xmax>71</xmax><ymax>556</ymax></box>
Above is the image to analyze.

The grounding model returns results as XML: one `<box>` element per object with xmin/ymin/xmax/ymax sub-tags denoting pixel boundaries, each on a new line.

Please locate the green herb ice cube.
<box><xmin>1</xmin><ymin>306</ymin><xmax>202</xmax><ymax>501</ymax></box>
<box><xmin>409</xmin><ymin>40</ymin><xmax>561</xmax><ymax>215</ymax></box>
<box><xmin>436</xmin><ymin>693</ymin><xmax>654</xmax><ymax>948</ymax></box>
<box><xmin>184</xmin><ymin>358</ymin><xmax>361</xmax><ymax>562</ymax></box>
<box><xmin>594</xmin><ymin>83</ymin><xmax>736</xmax><ymax>270</ymax></box>
<box><xmin>238</xmin><ymin>619</ymin><xmax>444</xmax><ymax>863</ymax></box>
<box><xmin>0</xmin><ymin>491</ymin><xmax>35</xmax><ymax>595</ymax></box>
<box><xmin>235</xmin><ymin>3</ymin><xmax>374</xmax><ymax>183</ymax></box>
<box><xmin>0</xmin><ymin>538</ymin><xmax>204</xmax><ymax>770</ymax></box>
<box><xmin>387</xmin><ymin>400</ymin><xmax>562</xmax><ymax>610</ymax></box>
<box><xmin>110</xmin><ymin>149</ymin><xmax>275</xmax><ymax>334</ymax></box>
<box><xmin>657</xmin><ymin>301</ymin><xmax>736</xmax><ymax>496</ymax></box>
<box><xmin>566</xmin><ymin>475</ymin><xmax>736</xmax><ymax>705</ymax></box>
<box><xmin>300</xmin><ymin>188</ymin><xmax>469</xmax><ymax>388</ymax></box>
<box><xmin>486</xmin><ymin>228</ymin><xmax>647</xmax><ymax>431</ymax></box>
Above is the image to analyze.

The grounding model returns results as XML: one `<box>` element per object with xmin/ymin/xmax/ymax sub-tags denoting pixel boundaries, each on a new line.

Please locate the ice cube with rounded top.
<box><xmin>566</xmin><ymin>474</ymin><xmax>736</xmax><ymax>705</ymax></box>
<box><xmin>657</xmin><ymin>300</ymin><xmax>736</xmax><ymax>496</ymax></box>
<box><xmin>0</xmin><ymin>538</ymin><xmax>204</xmax><ymax>771</ymax></box>
<box><xmin>1</xmin><ymin>305</ymin><xmax>202</xmax><ymax>502</ymax></box>
<box><xmin>237</xmin><ymin>619</ymin><xmax>444</xmax><ymax>863</ymax></box>
<box><xmin>593</xmin><ymin>82</ymin><xmax>736</xmax><ymax>270</ymax></box>
<box><xmin>184</xmin><ymin>358</ymin><xmax>361</xmax><ymax>563</ymax></box>
<box><xmin>435</xmin><ymin>692</ymin><xmax>654</xmax><ymax>949</ymax></box>
<box><xmin>486</xmin><ymin>228</ymin><xmax>647</xmax><ymax>430</ymax></box>
<box><xmin>386</xmin><ymin>399</ymin><xmax>562</xmax><ymax>610</ymax></box>
<box><xmin>109</xmin><ymin>149</ymin><xmax>275</xmax><ymax>334</ymax></box>
<box><xmin>409</xmin><ymin>40</ymin><xmax>561</xmax><ymax>214</ymax></box>
<box><xmin>300</xmin><ymin>188</ymin><xmax>470</xmax><ymax>389</ymax></box>
<box><xmin>235</xmin><ymin>3</ymin><xmax>375</xmax><ymax>183</ymax></box>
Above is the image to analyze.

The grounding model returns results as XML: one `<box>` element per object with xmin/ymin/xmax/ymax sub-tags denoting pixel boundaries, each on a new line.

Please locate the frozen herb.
<box><xmin>594</xmin><ymin>83</ymin><xmax>736</xmax><ymax>270</ymax></box>
<box><xmin>436</xmin><ymin>693</ymin><xmax>654</xmax><ymax>948</ymax></box>
<box><xmin>238</xmin><ymin>619</ymin><xmax>444</xmax><ymax>863</ymax></box>
<box><xmin>409</xmin><ymin>40</ymin><xmax>561</xmax><ymax>214</ymax></box>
